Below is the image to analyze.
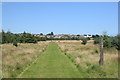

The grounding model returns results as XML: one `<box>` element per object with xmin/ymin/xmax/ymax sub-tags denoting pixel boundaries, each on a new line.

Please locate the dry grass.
<box><xmin>56</xmin><ymin>40</ymin><xmax>118</xmax><ymax>78</ymax></box>
<box><xmin>0</xmin><ymin>45</ymin><xmax>2</xmax><ymax>78</ymax></box>
<box><xmin>2</xmin><ymin>41</ymin><xmax>49</xmax><ymax>78</ymax></box>
<box><xmin>2</xmin><ymin>40</ymin><xmax>118</xmax><ymax>78</ymax></box>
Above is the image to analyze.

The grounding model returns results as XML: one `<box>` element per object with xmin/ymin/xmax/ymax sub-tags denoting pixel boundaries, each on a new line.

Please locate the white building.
<box><xmin>84</xmin><ymin>35</ymin><xmax>92</xmax><ymax>38</ymax></box>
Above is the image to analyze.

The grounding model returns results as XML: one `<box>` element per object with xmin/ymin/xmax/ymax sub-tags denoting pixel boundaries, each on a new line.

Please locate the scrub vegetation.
<box><xmin>56</xmin><ymin>40</ymin><xmax>118</xmax><ymax>78</ymax></box>
<box><xmin>1</xmin><ymin>30</ymin><xmax>119</xmax><ymax>78</ymax></box>
<box><xmin>2</xmin><ymin>41</ymin><xmax>48</xmax><ymax>78</ymax></box>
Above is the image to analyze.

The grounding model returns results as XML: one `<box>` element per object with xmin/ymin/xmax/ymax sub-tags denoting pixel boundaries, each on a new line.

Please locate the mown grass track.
<box><xmin>20</xmin><ymin>42</ymin><xmax>86</xmax><ymax>78</ymax></box>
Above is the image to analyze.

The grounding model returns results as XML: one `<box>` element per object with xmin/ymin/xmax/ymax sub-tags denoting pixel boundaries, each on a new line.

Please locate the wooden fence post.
<box><xmin>99</xmin><ymin>38</ymin><xmax>104</xmax><ymax>65</ymax></box>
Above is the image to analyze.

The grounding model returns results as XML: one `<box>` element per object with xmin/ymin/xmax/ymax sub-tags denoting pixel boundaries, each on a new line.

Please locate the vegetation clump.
<box><xmin>81</xmin><ymin>39</ymin><xmax>87</xmax><ymax>45</ymax></box>
<box><xmin>2</xmin><ymin>30</ymin><xmax>38</xmax><ymax>44</ymax></box>
<box><xmin>93</xmin><ymin>33</ymin><xmax>120</xmax><ymax>50</ymax></box>
<box><xmin>13</xmin><ymin>41</ymin><xmax>18</xmax><ymax>47</ymax></box>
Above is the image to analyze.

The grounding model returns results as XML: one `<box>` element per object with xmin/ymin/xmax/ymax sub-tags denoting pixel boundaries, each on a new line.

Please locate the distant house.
<box><xmin>34</xmin><ymin>34</ymin><xmax>45</xmax><ymax>37</ymax></box>
<box><xmin>46</xmin><ymin>35</ymin><xmax>54</xmax><ymax>38</ymax></box>
<box><xmin>34</xmin><ymin>34</ymin><xmax>92</xmax><ymax>39</ymax></box>
<box><xmin>54</xmin><ymin>35</ymin><xmax>62</xmax><ymax>38</ymax></box>
<box><xmin>54</xmin><ymin>34</ymin><xmax>69</xmax><ymax>39</ymax></box>
<box><xmin>84</xmin><ymin>34</ymin><xmax>92</xmax><ymax>38</ymax></box>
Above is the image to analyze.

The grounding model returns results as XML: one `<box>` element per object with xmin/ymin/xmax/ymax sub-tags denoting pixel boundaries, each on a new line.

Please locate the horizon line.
<box><xmin>1</xmin><ymin>31</ymin><xmax>117</xmax><ymax>36</ymax></box>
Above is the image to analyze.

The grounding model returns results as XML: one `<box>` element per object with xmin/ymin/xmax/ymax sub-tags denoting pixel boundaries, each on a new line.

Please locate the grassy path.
<box><xmin>20</xmin><ymin>42</ymin><xmax>85</xmax><ymax>78</ymax></box>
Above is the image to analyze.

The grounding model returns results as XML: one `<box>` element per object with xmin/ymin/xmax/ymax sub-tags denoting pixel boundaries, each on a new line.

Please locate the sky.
<box><xmin>2</xmin><ymin>2</ymin><xmax>118</xmax><ymax>36</ymax></box>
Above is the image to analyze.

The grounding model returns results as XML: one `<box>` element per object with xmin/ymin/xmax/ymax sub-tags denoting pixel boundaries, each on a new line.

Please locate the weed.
<box><xmin>86</xmin><ymin>63</ymin><xmax>92</xmax><ymax>67</ymax></box>
<box><xmin>64</xmin><ymin>49</ymin><xmax>68</xmax><ymax>53</ymax></box>
<box><xmin>95</xmin><ymin>49</ymin><xmax>99</xmax><ymax>53</ymax></box>
<box><xmin>78</xmin><ymin>55</ymin><xmax>82</xmax><ymax>58</ymax></box>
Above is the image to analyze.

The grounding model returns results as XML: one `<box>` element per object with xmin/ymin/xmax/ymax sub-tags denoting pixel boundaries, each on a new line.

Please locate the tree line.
<box><xmin>0</xmin><ymin>31</ymin><xmax>90</xmax><ymax>44</ymax></box>
<box><xmin>0</xmin><ymin>30</ymin><xmax>120</xmax><ymax>50</ymax></box>
<box><xmin>93</xmin><ymin>34</ymin><xmax>120</xmax><ymax>50</ymax></box>
<box><xmin>1</xmin><ymin>30</ymin><xmax>38</xmax><ymax>44</ymax></box>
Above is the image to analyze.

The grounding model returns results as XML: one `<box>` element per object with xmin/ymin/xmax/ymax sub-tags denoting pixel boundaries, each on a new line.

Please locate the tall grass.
<box><xmin>56</xmin><ymin>40</ymin><xmax>118</xmax><ymax>78</ymax></box>
<box><xmin>2</xmin><ymin>41</ymin><xmax>49</xmax><ymax>78</ymax></box>
<box><xmin>0</xmin><ymin>44</ymin><xmax>2</xmax><ymax>79</ymax></box>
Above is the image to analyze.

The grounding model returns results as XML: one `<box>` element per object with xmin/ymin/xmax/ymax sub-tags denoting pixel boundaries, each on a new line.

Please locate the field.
<box><xmin>2</xmin><ymin>41</ymin><xmax>48</xmax><ymax>78</ymax></box>
<box><xmin>56</xmin><ymin>40</ymin><xmax>118</xmax><ymax>78</ymax></box>
<box><xmin>2</xmin><ymin>40</ymin><xmax>118</xmax><ymax>78</ymax></box>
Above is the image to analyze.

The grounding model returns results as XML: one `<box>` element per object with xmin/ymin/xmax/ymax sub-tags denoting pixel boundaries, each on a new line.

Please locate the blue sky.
<box><xmin>2</xmin><ymin>2</ymin><xmax>118</xmax><ymax>36</ymax></box>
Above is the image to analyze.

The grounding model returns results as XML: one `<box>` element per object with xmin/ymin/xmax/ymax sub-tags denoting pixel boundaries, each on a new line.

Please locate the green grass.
<box><xmin>20</xmin><ymin>42</ymin><xmax>86</xmax><ymax>78</ymax></box>
<box><xmin>2</xmin><ymin>42</ymin><xmax>48</xmax><ymax>78</ymax></box>
<box><xmin>57</xmin><ymin>41</ymin><xmax>118</xmax><ymax>78</ymax></box>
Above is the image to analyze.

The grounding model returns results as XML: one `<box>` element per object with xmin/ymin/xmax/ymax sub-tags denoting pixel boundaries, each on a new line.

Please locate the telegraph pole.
<box><xmin>99</xmin><ymin>38</ymin><xmax>104</xmax><ymax>65</ymax></box>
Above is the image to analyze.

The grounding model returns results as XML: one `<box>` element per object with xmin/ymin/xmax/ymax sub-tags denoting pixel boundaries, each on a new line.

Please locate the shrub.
<box><xmin>103</xmin><ymin>37</ymin><xmax>111</xmax><ymax>48</ymax></box>
<box><xmin>117</xmin><ymin>35</ymin><xmax>120</xmax><ymax>50</ymax></box>
<box><xmin>13</xmin><ymin>41</ymin><xmax>18</xmax><ymax>47</ymax></box>
<box><xmin>64</xmin><ymin>49</ymin><xmax>68</xmax><ymax>53</ymax></box>
<box><xmin>87</xmin><ymin>37</ymin><xmax>91</xmax><ymax>40</ymax></box>
<box><xmin>81</xmin><ymin>39</ymin><xmax>87</xmax><ymax>45</ymax></box>
<box><xmin>95</xmin><ymin>49</ymin><xmax>99</xmax><ymax>53</ymax></box>
<box><xmin>94</xmin><ymin>38</ymin><xmax>100</xmax><ymax>44</ymax></box>
<box><xmin>40</xmin><ymin>37</ymin><xmax>46</xmax><ymax>41</ymax></box>
<box><xmin>111</xmin><ymin>35</ymin><xmax>120</xmax><ymax>50</ymax></box>
<box><xmin>91</xmin><ymin>49</ymin><xmax>99</xmax><ymax>54</ymax></box>
<box><xmin>32</xmin><ymin>40</ymin><xmax>37</xmax><ymax>43</ymax></box>
<box><xmin>94</xmin><ymin>36</ymin><xmax>112</xmax><ymax>48</ymax></box>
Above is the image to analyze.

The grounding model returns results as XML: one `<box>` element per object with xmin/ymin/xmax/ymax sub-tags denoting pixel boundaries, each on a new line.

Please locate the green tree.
<box><xmin>94</xmin><ymin>37</ymin><xmax>100</xmax><ymax>44</ymax></box>
<box><xmin>2</xmin><ymin>30</ymin><xmax>6</xmax><ymax>44</ymax></box>
<box><xmin>51</xmin><ymin>32</ymin><xmax>54</xmax><ymax>35</ymax></box>
<box><xmin>111</xmin><ymin>35</ymin><xmax>120</xmax><ymax>50</ymax></box>
<box><xmin>103</xmin><ymin>37</ymin><xmax>111</xmax><ymax>48</ymax></box>
<box><xmin>0</xmin><ymin>32</ymin><xmax>2</xmax><ymax>44</ymax></box>
<box><xmin>117</xmin><ymin>35</ymin><xmax>120</xmax><ymax>50</ymax></box>
<box><xmin>40</xmin><ymin>33</ymin><xmax>43</xmax><ymax>35</ymax></box>
<box><xmin>102</xmin><ymin>32</ymin><xmax>111</xmax><ymax>48</ymax></box>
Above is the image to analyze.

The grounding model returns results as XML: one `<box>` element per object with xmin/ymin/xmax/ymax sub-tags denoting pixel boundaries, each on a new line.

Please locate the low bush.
<box><xmin>81</xmin><ymin>39</ymin><xmax>87</xmax><ymax>45</ymax></box>
<box><xmin>103</xmin><ymin>37</ymin><xmax>111</xmax><ymax>48</ymax></box>
<box><xmin>13</xmin><ymin>41</ymin><xmax>18</xmax><ymax>47</ymax></box>
<box><xmin>94</xmin><ymin>38</ymin><xmax>100</xmax><ymax>44</ymax></box>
